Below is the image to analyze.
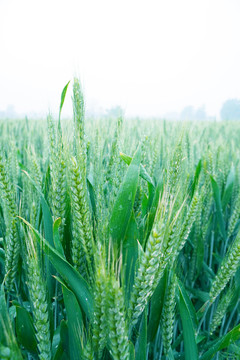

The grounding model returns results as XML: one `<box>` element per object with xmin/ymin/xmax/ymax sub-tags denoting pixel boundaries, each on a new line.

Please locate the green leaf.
<box><xmin>122</xmin><ymin>212</ymin><xmax>139</xmax><ymax>305</ymax></box>
<box><xmin>19</xmin><ymin>218</ymin><xmax>94</xmax><ymax>322</ymax></box>
<box><xmin>135</xmin><ymin>308</ymin><xmax>147</xmax><ymax>360</ymax></box>
<box><xmin>191</xmin><ymin>159</ymin><xmax>202</xmax><ymax>198</ymax></box>
<box><xmin>87</xmin><ymin>174</ymin><xmax>97</xmax><ymax>222</ymax></box>
<box><xmin>200</xmin><ymin>323</ymin><xmax>240</xmax><ymax>360</ymax></box>
<box><xmin>146</xmin><ymin>182</ymin><xmax>155</xmax><ymax>212</ymax></box>
<box><xmin>60</xmin><ymin>320</ymin><xmax>70</xmax><ymax>356</ymax></box>
<box><xmin>148</xmin><ymin>269</ymin><xmax>168</xmax><ymax>342</ymax></box>
<box><xmin>177</xmin><ymin>280</ymin><xmax>198</xmax><ymax>360</ymax></box>
<box><xmin>195</xmin><ymin>236</ymin><xmax>205</xmax><ymax>278</ymax></box>
<box><xmin>144</xmin><ymin>179</ymin><xmax>162</xmax><ymax>243</ymax></box>
<box><xmin>0</xmin><ymin>285</ymin><xmax>23</xmax><ymax>359</ymax></box>
<box><xmin>59</xmin><ymin>81</ymin><xmax>70</xmax><ymax>122</ymax></box>
<box><xmin>52</xmin><ymin>326</ymin><xmax>61</xmax><ymax>359</ymax></box>
<box><xmin>53</xmin><ymin>218</ymin><xmax>65</xmax><ymax>257</ymax></box>
<box><xmin>128</xmin><ymin>341</ymin><xmax>135</xmax><ymax>360</ymax></box>
<box><xmin>222</xmin><ymin>165</ymin><xmax>235</xmax><ymax>211</ymax></box>
<box><xmin>52</xmin><ymin>343</ymin><xmax>65</xmax><ymax>360</ymax></box>
<box><xmin>211</xmin><ymin>176</ymin><xmax>226</xmax><ymax>240</ymax></box>
<box><xmin>0</xmin><ymin>248</ymin><xmax>5</xmax><ymax>267</ymax></box>
<box><xmin>120</xmin><ymin>151</ymin><xmax>154</xmax><ymax>186</ymax></box>
<box><xmin>52</xmin><ymin>325</ymin><xmax>69</xmax><ymax>360</ymax></box>
<box><xmin>141</xmin><ymin>192</ymin><xmax>149</xmax><ymax>220</ymax></box>
<box><xmin>60</xmin><ymin>279</ymin><xmax>83</xmax><ymax>359</ymax></box>
<box><xmin>15</xmin><ymin>304</ymin><xmax>38</xmax><ymax>354</ymax></box>
<box><xmin>110</xmin><ymin>147</ymin><xmax>141</xmax><ymax>248</ymax></box>
<box><xmin>190</xmin><ymin>232</ymin><xmax>205</xmax><ymax>282</ymax></box>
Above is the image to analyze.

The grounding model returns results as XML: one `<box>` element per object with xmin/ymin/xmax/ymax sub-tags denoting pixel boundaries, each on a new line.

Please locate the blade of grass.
<box><xmin>177</xmin><ymin>280</ymin><xmax>198</xmax><ymax>360</ymax></box>
<box><xmin>59</xmin><ymin>81</ymin><xmax>70</xmax><ymax>124</ymax></box>
<box><xmin>56</xmin><ymin>277</ymin><xmax>83</xmax><ymax>359</ymax></box>
<box><xmin>148</xmin><ymin>269</ymin><xmax>167</xmax><ymax>342</ymax></box>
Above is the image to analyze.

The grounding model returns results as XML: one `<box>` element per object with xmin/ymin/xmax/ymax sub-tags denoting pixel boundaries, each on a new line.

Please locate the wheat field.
<box><xmin>1</xmin><ymin>79</ymin><xmax>240</xmax><ymax>359</ymax></box>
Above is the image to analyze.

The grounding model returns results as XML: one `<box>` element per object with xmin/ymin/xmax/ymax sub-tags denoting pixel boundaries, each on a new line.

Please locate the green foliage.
<box><xmin>177</xmin><ymin>280</ymin><xmax>198</xmax><ymax>360</ymax></box>
<box><xmin>1</xmin><ymin>80</ymin><xmax>240</xmax><ymax>359</ymax></box>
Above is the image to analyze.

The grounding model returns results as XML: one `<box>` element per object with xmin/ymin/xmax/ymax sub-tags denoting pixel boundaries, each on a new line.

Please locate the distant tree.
<box><xmin>5</xmin><ymin>105</ymin><xmax>16</xmax><ymax>119</ymax></box>
<box><xmin>105</xmin><ymin>106</ymin><xmax>123</xmax><ymax>118</ymax></box>
<box><xmin>195</xmin><ymin>106</ymin><xmax>207</xmax><ymax>120</ymax></box>
<box><xmin>180</xmin><ymin>105</ymin><xmax>207</xmax><ymax>120</ymax></box>
<box><xmin>180</xmin><ymin>106</ymin><xmax>195</xmax><ymax>120</ymax></box>
<box><xmin>221</xmin><ymin>99</ymin><xmax>240</xmax><ymax>121</ymax></box>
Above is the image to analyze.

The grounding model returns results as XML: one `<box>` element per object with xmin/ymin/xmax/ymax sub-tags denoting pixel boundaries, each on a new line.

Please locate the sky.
<box><xmin>0</xmin><ymin>0</ymin><xmax>240</xmax><ymax>118</ymax></box>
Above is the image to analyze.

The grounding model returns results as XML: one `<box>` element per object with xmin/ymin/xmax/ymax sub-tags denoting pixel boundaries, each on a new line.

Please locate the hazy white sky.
<box><xmin>0</xmin><ymin>0</ymin><xmax>240</xmax><ymax>118</ymax></box>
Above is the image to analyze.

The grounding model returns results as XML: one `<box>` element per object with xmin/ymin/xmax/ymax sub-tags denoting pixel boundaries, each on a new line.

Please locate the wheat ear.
<box><xmin>209</xmin><ymin>230</ymin><xmax>240</xmax><ymax>303</ymax></box>
<box><xmin>26</xmin><ymin>233</ymin><xmax>51</xmax><ymax>360</ymax></box>
<box><xmin>162</xmin><ymin>272</ymin><xmax>177</xmax><ymax>355</ymax></box>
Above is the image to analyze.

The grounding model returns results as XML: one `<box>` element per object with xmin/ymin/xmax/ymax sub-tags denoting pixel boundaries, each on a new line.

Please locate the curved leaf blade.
<box><xmin>59</xmin><ymin>80</ymin><xmax>70</xmax><ymax>121</ymax></box>
<box><xmin>110</xmin><ymin>147</ymin><xmax>141</xmax><ymax>248</ymax></box>
<box><xmin>177</xmin><ymin>280</ymin><xmax>198</xmax><ymax>360</ymax></box>
<box><xmin>15</xmin><ymin>304</ymin><xmax>38</xmax><ymax>354</ymax></box>
<box><xmin>58</xmin><ymin>278</ymin><xmax>84</xmax><ymax>359</ymax></box>
<box><xmin>19</xmin><ymin>218</ymin><xmax>94</xmax><ymax>322</ymax></box>
<box><xmin>120</xmin><ymin>151</ymin><xmax>155</xmax><ymax>186</ymax></box>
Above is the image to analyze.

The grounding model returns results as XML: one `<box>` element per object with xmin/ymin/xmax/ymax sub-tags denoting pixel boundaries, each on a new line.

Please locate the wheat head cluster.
<box><xmin>1</xmin><ymin>79</ymin><xmax>240</xmax><ymax>359</ymax></box>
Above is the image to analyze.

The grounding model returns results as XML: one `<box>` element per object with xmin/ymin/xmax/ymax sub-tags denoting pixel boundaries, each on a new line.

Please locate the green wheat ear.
<box><xmin>72</xmin><ymin>77</ymin><xmax>86</xmax><ymax>176</ymax></box>
<box><xmin>129</xmin><ymin>191</ymin><xmax>173</xmax><ymax>325</ymax></box>
<box><xmin>47</xmin><ymin>115</ymin><xmax>67</xmax><ymax>239</ymax></box>
<box><xmin>82</xmin><ymin>340</ymin><xmax>95</xmax><ymax>359</ymax></box>
<box><xmin>25</xmin><ymin>232</ymin><xmax>51</xmax><ymax>360</ymax></box>
<box><xmin>108</xmin><ymin>272</ymin><xmax>130</xmax><ymax>360</ymax></box>
<box><xmin>0</xmin><ymin>153</ymin><xmax>19</xmax><ymax>289</ymax></box>
<box><xmin>161</xmin><ymin>272</ymin><xmax>177</xmax><ymax>355</ymax></box>
<box><xmin>209</xmin><ymin>230</ymin><xmax>240</xmax><ymax>303</ymax></box>
<box><xmin>173</xmin><ymin>193</ymin><xmax>200</xmax><ymax>258</ymax></box>
<box><xmin>167</xmin><ymin>134</ymin><xmax>184</xmax><ymax>192</ymax></box>
<box><xmin>92</xmin><ymin>256</ymin><xmax>109</xmax><ymax>358</ymax></box>
<box><xmin>0</xmin><ymin>153</ymin><xmax>17</xmax><ymax>218</ymax></box>
<box><xmin>210</xmin><ymin>287</ymin><xmax>234</xmax><ymax>334</ymax></box>
<box><xmin>228</xmin><ymin>191</ymin><xmax>240</xmax><ymax>238</ymax></box>
<box><xmin>70</xmin><ymin>156</ymin><xmax>94</xmax><ymax>282</ymax></box>
<box><xmin>4</xmin><ymin>220</ymin><xmax>19</xmax><ymax>290</ymax></box>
